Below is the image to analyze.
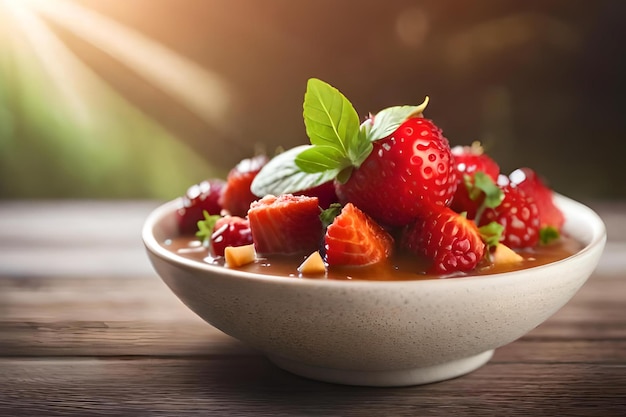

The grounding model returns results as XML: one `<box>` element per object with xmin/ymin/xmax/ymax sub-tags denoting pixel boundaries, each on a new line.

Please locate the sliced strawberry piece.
<box><xmin>248</xmin><ymin>194</ymin><xmax>323</xmax><ymax>255</ymax></box>
<box><xmin>211</xmin><ymin>216</ymin><xmax>253</xmax><ymax>257</ymax></box>
<box><xmin>450</xmin><ymin>142</ymin><xmax>500</xmax><ymax>219</ymax></box>
<box><xmin>335</xmin><ymin>117</ymin><xmax>457</xmax><ymax>227</ymax></box>
<box><xmin>479</xmin><ymin>179</ymin><xmax>541</xmax><ymax>249</ymax></box>
<box><xmin>324</xmin><ymin>203</ymin><xmax>394</xmax><ymax>267</ymax></box>
<box><xmin>177</xmin><ymin>179</ymin><xmax>225</xmax><ymax>235</ymax></box>
<box><xmin>403</xmin><ymin>206</ymin><xmax>486</xmax><ymax>274</ymax></box>
<box><xmin>219</xmin><ymin>154</ymin><xmax>269</xmax><ymax>217</ymax></box>
<box><xmin>509</xmin><ymin>167</ymin><xmax>565</xmax><ymax>232</ymax></box>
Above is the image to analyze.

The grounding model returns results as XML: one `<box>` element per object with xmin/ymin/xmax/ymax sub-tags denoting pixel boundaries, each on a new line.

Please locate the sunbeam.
<box><xmin>16</xmin><ymin>0</ymin><xmax>233</xmax><ymax>129</ymax></box>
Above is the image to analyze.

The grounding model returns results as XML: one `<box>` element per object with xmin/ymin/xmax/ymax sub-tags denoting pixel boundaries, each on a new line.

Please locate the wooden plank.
<box><xmin>1</xmin><ymin>319</ymin><xmax>624</xmax><ymax>361</ymax></box>
<box><xmin>0</xmin><ymin>359</ymin><xmax>624</xmax><ymax>416</ymax></box>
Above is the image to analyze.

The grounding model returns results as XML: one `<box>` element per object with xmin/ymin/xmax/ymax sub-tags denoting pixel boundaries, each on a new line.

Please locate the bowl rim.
<box><xmin>142</xmin><ymin>193</ymin><xmax>606</xmax><ymax>288</ymax></box>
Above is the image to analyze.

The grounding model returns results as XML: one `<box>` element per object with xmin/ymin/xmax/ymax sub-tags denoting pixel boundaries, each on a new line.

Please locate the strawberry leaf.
<box><xmin>539</xmin><ymin>226</ymin><xmax>560</xmax><ymax>245</ymax></box>
<box><xmin>361</xmin><ymin>97</ymin><xmax>429</xmax><ymax>142</ymax></box>
<box><xmin>196</xmin><ymin>211</ymin><xmax>221</xmax><ymax>244</ymax></box>
<box><xmin>479</xmin><ymin>221</ymin><xmax>504</xmax><ymax>248</ymax></box>
<box><xmin>250</xmin><ymin>145</ymin><xmax>340</xmax><ymax>197</ymax></box>
<box><xmin>320</xmin><ymin>203</ymin><xmax>343</xmax><ymax>230</ymax></box>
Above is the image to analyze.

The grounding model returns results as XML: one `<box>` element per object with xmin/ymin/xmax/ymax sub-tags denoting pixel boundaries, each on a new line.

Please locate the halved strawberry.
<box><xmin>479</xmin><ymin>178</ymin><xmax>541</xmax><ymax>249</ymax></box>
<box><xmin>211</xmin><ymin>216</ymin><xmax>253</xmax><ymax>257</ymax></box>
<box><xmin>247</xmin><ymin>194</ymin><xmax>323</xmax><ymax>255</ymax></box>
<box><xmin>219</xmin><ymin>154</ymin><xmax>269</xmax><ymax>217</ymax></box>
<box><xmin>177</xmin><ymin>179</ymin><xmax>225</xmax><ymax>235</ymax></box>
<box><xmin>509</xmin><ymin>167</ymin><xmax>565</xmax><ymax>233</ymax></box>
<box><xmin>450</xmin><ymin>142</ymin><xmax>500</xmax><ymax>219</ymax></box>
<box><xmin>324</xmin><ymin>203</ymin><xmax>394</xmax><ymax>266</ymax></box>
<box><xmin>402</xmin><ymin>206</ymin><xmax>486</xmax><ymax>274</ymax></box>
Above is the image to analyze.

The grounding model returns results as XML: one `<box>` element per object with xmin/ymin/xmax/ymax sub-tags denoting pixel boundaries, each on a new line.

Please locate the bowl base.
<box><xmin>268</xmin><ymin>350</ymin><xmax>494</xmax><ymax>387</ymax></box>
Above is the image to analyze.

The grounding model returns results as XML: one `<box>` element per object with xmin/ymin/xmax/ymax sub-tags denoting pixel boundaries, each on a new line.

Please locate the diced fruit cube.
<box><xmin>224</xmin><ymin>244</ymin><xmax>256</xmax><ymax>268</ymax></box>
<box><xmin>298</xmin><ymin>251</ymin><xmax>327</xmax><ymax>276</ymax></box>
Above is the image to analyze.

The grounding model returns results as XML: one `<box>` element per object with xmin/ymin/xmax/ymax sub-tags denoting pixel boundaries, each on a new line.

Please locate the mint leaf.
<box><xmin>250</xmin><ymin>145</ymin><xmax>339</xmax><ymax>197</ymax></box>
<box><xmin>361</xmin><ymin>97</ymin><xmax>429</xmax><ymax>142</ymax></box>
<box><xmin>303</xmin><ymin>78</ymin><xmax>366</xmax><ymax>168</ymax></box>
<box><xmin>196</xmin><ymin>211</ymin><xmax>221</xmax><ymax>244</ymax></box>
<box><xmin>296</xmin><ymin>145</ymin><xmax>351</xmax><ymax>173</ymax></box>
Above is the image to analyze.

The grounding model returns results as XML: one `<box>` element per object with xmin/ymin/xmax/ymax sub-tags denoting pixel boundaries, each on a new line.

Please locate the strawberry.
<box><xmin>450</xmin><ymin>142</ymin><xmax>500</xmax><ymax>219</ymax></box>
<box><xmin>219</xmin><ymin>154</ymin><xmax>269</xmax><ymax>217</ymax></box>
<box><xmin>336</xmin><ymin>117</ymin><xmax>457</xmax><ymax>226</ymax></box>
<box><xmin>509</xmin><ymin>167</ymin><xmax>565</xmax><ymax>233</ymax></box>
<box><xmin>324</xmin><ymin>203</ymin><xmax>394</xmax><ymax>266</ymax></box>
<box><xmin>247</xmin><ymin>194</ymin><xmax>323</xmax><ymax>255</ymax></box>
<box><xmin>210</xmin><ymin>216</ymin><xmax>253</xmax><ymax>257</ymax></box>
<box><xmin>479</xmin><ymin>177</ymin><xmax>540</xmax><ymax>248</ymax></box>
<box><xmin>402</xmin><ymin>206</ymin><xmax>486</xmax><ymax>274</ymax></box>
<box><xmin>295</xmin><ymin>180</ymin><xmax>339</xmax><ymax>209</ymax></box>
<box><xmin>177</xmin><ymin>178</ymin><xmax>225</xmax><ymax>235</ymax></box>
<box><xmin>249</xmin><ymin>79</ymin><xmax>456</xmax><ymax>228</ymax></box>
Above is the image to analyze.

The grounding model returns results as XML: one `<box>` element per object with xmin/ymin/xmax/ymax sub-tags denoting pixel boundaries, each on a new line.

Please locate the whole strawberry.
<box><xmin>450</xmin><ymin>142</ymin><xmax>500</xmax><ymax>220</ymax></box>
<box><xmin>403</xmin><ymin>206</ymin><xmax>485</xmax><ymax>274</ymax></box>
<box><xmin>250</xmin><ymin>78</ymin><xmax>456</xmax><ymax>227</ymax></box>
<box><xmin>509</xmin><ymin>167</ymin><xmax>565</xmax><ymax>233</ymax></box>
<box><xmin>336</xmin><ymin>117</ymin><xmax>457</xmax><ymax>226</ymax></box>
<box><xmin>219</xmin><ymin>154</ymin><xmax>269</xmax><ymax>217</ymax></box>
<box><xmin>479</xmin><ymin>177</ymin><xmax>540</xmax><ymax>249</ymax></box>
<box><xmin>177</xmin><ymin>178</ymin><xmax>225</xmax><ymax>235</ymax></box>
<box><xmin>210</xmin><ymin>216</ymin><xmax>253</xmax><ymax>257</ymax></box>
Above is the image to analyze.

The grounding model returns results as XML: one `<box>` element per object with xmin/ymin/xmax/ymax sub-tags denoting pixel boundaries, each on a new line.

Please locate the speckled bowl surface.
<box><xmin>143</xmin><ymin>194</ymin><xmax>605</xmax><ymax>387</ymax></box>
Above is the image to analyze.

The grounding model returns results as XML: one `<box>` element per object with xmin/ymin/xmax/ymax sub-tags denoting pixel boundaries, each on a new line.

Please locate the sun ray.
<box><xmin>21</xmin><ymin>0</ymin><xmax>232</xmax><ymax>129</ymax></box>
<box><xmin>1</xmin><ymin>0</ymin><xmax>94</xmax><ymax>126</ymax></box>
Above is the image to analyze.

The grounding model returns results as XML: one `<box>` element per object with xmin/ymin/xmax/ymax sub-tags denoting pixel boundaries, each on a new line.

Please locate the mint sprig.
<box><xmin>467</xmin><ymin>172</ymin><xmax>504</xmax><ymax>224</ymax></box>
<box><xmin>250</xmin><ymin>78</ymin><xmax>429</xmax><ymax>197</ymax></box>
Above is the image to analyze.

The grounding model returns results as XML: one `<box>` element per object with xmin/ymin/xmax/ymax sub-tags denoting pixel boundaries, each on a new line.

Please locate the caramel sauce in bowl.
<box><xmin>143</xmin><ymin>194</ymin><xmax>606</xmax><ymax>387</ymax></box>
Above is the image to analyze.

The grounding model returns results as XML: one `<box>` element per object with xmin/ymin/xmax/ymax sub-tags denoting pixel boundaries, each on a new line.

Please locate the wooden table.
<box><xmin>1</xmin><ymin>200</ymin><xmax>625</xmax><ymax>416</ymax></box>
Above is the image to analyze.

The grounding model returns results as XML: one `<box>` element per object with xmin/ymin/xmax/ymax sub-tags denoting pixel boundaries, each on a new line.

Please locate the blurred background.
<box><xmin>1</xmin><ymin>0</ymin><xmax>624</xmax><ymax>202</ymax></box>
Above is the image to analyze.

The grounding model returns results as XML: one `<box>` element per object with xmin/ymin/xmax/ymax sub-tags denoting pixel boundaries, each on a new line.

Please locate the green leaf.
<box><xmin>469</xmin><ymin>172</ymin><xmax>504</xmax><ymax>224</ymax></box>
<box><xmin>250</xmin><ymin>145</ymin><xmax>340</xmax><ymax>197</ymax></box>
<box><xmin>303</xmin><ymin>78</ymin><xmax>364</xmax><ymax>168</ymax></box>
<box><xmin>479</xmin><ymin>221</ymin><xmax>504</xmax><ymax>248</ymax></box>
<box><xmin>320</xmin><ymin>203</ymin><xmax>343</xmax><ymax>230</ymax></box>
<box><xmin>196</xmin><ymin>211</ymin><xmax>221</xmax><ymax>244</ymax></box>
<box><xmin>361</xmin><ymin>97</ymin><xmax>429</xmax><ymax>142</ymax></box>
<box><xmin>296</xmin><ymin>145</ymin><xmax>351</xmax><ymax>173</ymax></box>
<box><xmin>539</xmin><ymin>226</ymin><xmax>560</xmax><ymax>245</ymax></box>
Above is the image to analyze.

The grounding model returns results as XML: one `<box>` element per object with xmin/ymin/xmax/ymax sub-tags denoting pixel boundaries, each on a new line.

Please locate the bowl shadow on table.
<box><xmin>173</xmin><ymin>345</ymin><xmax>625</xmax><ymax>415</ymax></box>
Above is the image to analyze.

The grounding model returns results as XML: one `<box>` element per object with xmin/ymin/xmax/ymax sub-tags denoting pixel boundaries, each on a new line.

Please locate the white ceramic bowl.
<box><xmin>143</xmin><ymin>194</ymin><xmax>606</xmax><ymax>387</ymax></box>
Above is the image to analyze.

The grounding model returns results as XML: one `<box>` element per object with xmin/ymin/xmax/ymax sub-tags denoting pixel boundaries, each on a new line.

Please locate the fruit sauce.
<box><xmin>161</xmin><ymin>234</ymin><xmax>584</xmax><ymax>281</ymax></box>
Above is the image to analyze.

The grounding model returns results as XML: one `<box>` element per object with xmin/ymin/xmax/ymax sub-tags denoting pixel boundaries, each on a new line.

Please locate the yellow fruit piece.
<box><xmin>492</xmin><ymin>243</ymin><xmax>524</xmax><ymax>266</ymax></box>
<box><xmin>224</xmin><ymin>244</ymin><xmax>256</xmax><ymax>268</ymax></box>
<box><xmin>298</xmin><ymin>251</ymin><xmax>327</xmax><ymax>276</ymax></box>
